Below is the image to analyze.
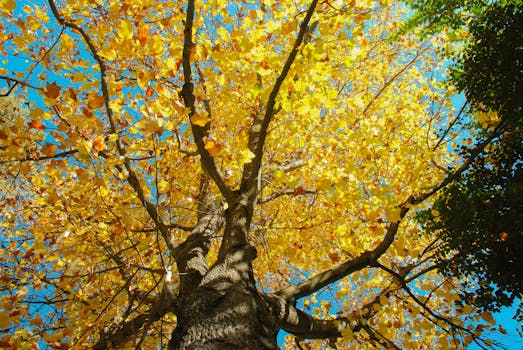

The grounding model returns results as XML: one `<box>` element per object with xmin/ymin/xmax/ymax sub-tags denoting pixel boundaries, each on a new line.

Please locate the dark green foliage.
<box><xmin>418</xmin><ymin>134</ymin><xmax>523</xmax><ymax>312</ymax></box>
<box><xmin>452</xmin><ymin>2</ymin><xmax>523</xmax><ymax>128</ymax></box>
<box><xmin>412</xmin><ymin>0</ymin><xmax>523</xmax><ymax>316</ymax></box>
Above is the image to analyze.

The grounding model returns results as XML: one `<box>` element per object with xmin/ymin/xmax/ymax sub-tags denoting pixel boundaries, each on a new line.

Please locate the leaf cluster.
<box><xmin>416</xmin><ymin>0</ymin><xmax>523</xmax><ymax>320</ymax></box>
<box><xmin>452</xmin><ymin>2</ymin><xmax>523</xmax><ymax>128</ymax></box>
<box><xmin>418</xmin><ymin>135</ymin><xmax>523</xmax><ymax>312</ymax></box>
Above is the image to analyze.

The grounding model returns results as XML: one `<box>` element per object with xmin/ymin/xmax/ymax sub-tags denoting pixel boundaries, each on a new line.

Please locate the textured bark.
<box><xmin>169</xmin><ymin>287</ymin><xmax>279</xmax><ymax>349</ymax></box>
<box><xmin>169</xmin><ymin>246</ymin><xmax>279</xmax><ymax>350</ymax></box>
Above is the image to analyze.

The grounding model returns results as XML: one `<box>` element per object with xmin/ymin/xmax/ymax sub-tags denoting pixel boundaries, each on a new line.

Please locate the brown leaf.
<box><xmin>88</xmin><ymin>93</ymin><xmax>106</xmax><ymax>110</ymax></box>
<box><xmin>44</xmin><ymin>82</ymin><xmax>61</xmax><ymax>99</ymax></box>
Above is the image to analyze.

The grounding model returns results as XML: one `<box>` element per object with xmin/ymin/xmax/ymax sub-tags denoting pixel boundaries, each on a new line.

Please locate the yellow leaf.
<box><xmin>334</xmin><ymin>224</ymin><xmax>348</xmax><ymax>235</ymax></box>
<box><xmin>99</xmin><ymin>47</ymin><xmax>117</xmax><ymax>61</ymax></box>
<box><xmin>92</xmin><ymin>135</ymin><xmax>106</xmax><ymax>151</ymax></box>
<box><xmin>108</xmin><ymin>133</ymin><xmax>119</xmax><ymax>142</ymax></box>
<box><xmin>273</xmin><ymin>169</ymin><xmax>284</xmax><ymax>182</ymax></box>
<box><xmin>217</xmin><ymin>27</ymin><xmax>229</xmax><ymax>41</ymax></box>
<box><xmin>2</xmin><ymin>0</ymin><xmax>16</xmax><ymax>12</ymax></box>
<box><xmin>118</xmin><ymin>20</ymin><xmax>133</xmax><ymax>41</ymax></box>
<box><xmin>341</xmin><ymin>327</ymin><xmax>354</xmax><ymax>340</ymax></box>
<box><xmin>145</xmin><ymin>119</ymin><xmax>163</xmax><ymax>134</ymax></box>
<box><xmin>385</xmin><ymin>207</ymin><xmax>401</xmax><ymax>222</ymax></box>
<box><xmin>237</xmin><ymin>149</ymin><xmax>255</xmax><ymax>165</ymax></box>
<box><xmin>88</xmin><ymin>93</ymin><xmax>106</xmax><ymax>110</ymax></box>
<box><xmin>157</xmin><ymin>180</ymin><xmax>169</xmax><ymax>194</ymax></box>
<box><xmin>190</xmin><ymin>112</ymin><xmax>210</xmax><ymax>127</ymax></box>
<box><xmin>204</xmin><ymin>139</ymin><xmax>223</xmax><ymax>156</ymax></box>
<box><xmin>99</xmin><ymin>186</ymin><xmax>110</xmax><ymax>198</ymax></box>
<box><xmin>0</xmin><ymin>310</ymin><xmax>11</xmax><ymax>328</ymax></box>
<box><xmin>77</xmin><ymin>140</ymin><xmax>92</xmax><ymax>156</ymax></box>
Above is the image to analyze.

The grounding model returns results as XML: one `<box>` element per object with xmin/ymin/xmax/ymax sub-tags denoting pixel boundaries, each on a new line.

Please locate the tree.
<box><xmin>410</xmin><ymin>0</ymin><xmax>523</xmax><ymax>318</ymax></box>
<box><xmin>0</xmin><ymin>1</ymin><xmax>507</xmax><ymax>349</ymax></box>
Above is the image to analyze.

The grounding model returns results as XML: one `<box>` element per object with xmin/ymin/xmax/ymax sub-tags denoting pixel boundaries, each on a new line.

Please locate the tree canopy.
<box><xmin>412</xmin><ymin>0</ymin><xmax>523</xmax><ymax>320</ymax></box>
<box><xmin>0</xmin><ymin>0</ymin><xmax>512</xmax><ymax>349</ymax></box>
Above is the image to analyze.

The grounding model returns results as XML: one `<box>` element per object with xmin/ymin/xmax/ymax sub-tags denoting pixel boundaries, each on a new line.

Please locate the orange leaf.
<box><xmin>145</xmin><ymin>86</ymin><xmax>154</xmax><ymax>98</ymax></box>
<box><xmin>44</xmin><ymin>82</ymin><xmax>61</xmax><ymax>99</ymax></box>
<box><xmin>88</xmin><ymin>93</ymin><xmax>106</xmax><ymax>110</ymax></box>
<box><xmin>92</xmin><ymin>135</ymin><xmax>106</xmax><ymax>152</ymax></box>
<box><xmin>68</xmin><ymin>87</ymin><xmax>78</xmax><ymax>102</ymax></box>
<box><xmin>41</xmin><ymin>143</ymin><xmax>57</xmax><ymax>156</ymax></box>
<box><xmin>0</xmin><ymin>310</ymin><xmax>11</xmax><ymax>329</ymax></box>
<box><xmin>29</xmin><ymin>119</ymin><xmax>46</xmax><ymax>131</ymax></box>
<box><xmin>328</xmin><ymin>252</ymin><xmax>340</xmax><ymax>263</ymax></box>
<box><xmin>204</xmin><ymin>139</ymin><xmax>223</xmax><ymax>156</ymax></box>
<box><xmin>293</xmin><ymin>186</ymin><xmax>306</xmax><ymax>195</ymax></box>
<box><xmin>137</xmin><ymin>24</ymin><xmax>149</xmax><ymax>45</ymax></box>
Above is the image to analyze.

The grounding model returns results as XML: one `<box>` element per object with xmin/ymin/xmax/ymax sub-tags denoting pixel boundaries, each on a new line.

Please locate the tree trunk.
<box><xmin>168</xmin><ymin>278</ymin><xmax>279</xmax><ymax>350</ymax></box>
<box><xmin>168</xmin><ymin>194</ymin><xmax>285</xmax><ymax>349</ymax></box>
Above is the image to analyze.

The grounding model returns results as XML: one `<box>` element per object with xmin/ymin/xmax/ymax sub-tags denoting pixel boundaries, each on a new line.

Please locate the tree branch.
<box><xmin>173</xmin><ymin>212</ymin><xmax>225</xmax><ymax>295</ymax></box>
<box><xmin>93</xmin><ymin>300</ymin><xmax>171</xmax><ymax>350</ymax></box>
<box><xmin>285</xmin><ymin>308</ymin><xmax>348</xmax><ymax>339</ymax></box>
<box><xmin>362</xmin><ymin>48</ymin><xmax>425</xmax><ymax>116</ymax></box>
<box><xmin>259</xmin><ymin>188</ymin><xmax>316</xmax><ymax>204</ymax></box>
<box><xmin>0</xmin><ymin>149</ymin><xmax>78</xmax><ymax>164</ymax></box>
<box><xmin>277</xmin><ymin>121</ymin><xmax>503</xmax><ymax>302</ymax></box>
<box><xmin>0</xmin><ymin>27</ymin><xmax>63</xmax><ymax>97</ymax></box>
<box><xmin>240</xmin><ymin>0</ymin><xmax>319</xmax><ymax>196</ymax></box>
<box><xmin>47</xmin><ymin>0</ymin><xmax>177</xmax><ymax>258</ymax></box>
<box><xmin>215</xmin><ymin>0</ymin><xmax>319</xmax><ymax>262</ymax></box>
<box><xmin>180</xmin><ymin>0</ymin><xmax>235</xmax><ymax>204</ymax></box>
<box><xmin>132</xmin><ymin>222</ymin><xmax>194</xmax><ymax>233</ymax></box>
<box><xmin>0</xmin><ymin>76</ymin><xmax>42</xmax><ymax>95</ymax></box>
<box><xmin>407</xmin><ymin>124</ymin><xmax>503</xmax><ymax>206</ymax></box>
<box><xmin>276</xmin><ymin>208</ymin><xmax>407</xmax><ymax>302</ymax></box>
<box><xmin>375</xmin><ymin>262</ymin><xmax>492</xmax><ymax>350</ymax></box>
<box><xmin>274</xmin><ymin>288</ymin><xmax>392</xmax><ymax>341</ymax></box>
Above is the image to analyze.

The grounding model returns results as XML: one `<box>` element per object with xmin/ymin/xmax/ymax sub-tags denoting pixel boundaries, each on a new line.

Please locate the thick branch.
<box><xmin>277</xmin><ymin>209</ymin><xmax>407</xmax><ymax>301</ymax></box>
<box><xmin>282</xmin><ymin>305</ymin><xmax>348</xmax><ymax>339</ymax></box>
<box><xmin>278</xmin><ymin>280</ymin><xmax>402</xmax><ymax>343</ymax></box>
<box><xmin>240</xmin><ymin>0</ymin><xmax>319</xmax><ymax>194</ymax></box>
<box><xmin>181</xmin><ymin>0</ymin><xmax>235</xmax><ymax>204</ymax></box>
<box><xmin>215</xmin><ymin>0</ymin><xmax>319</xmax><ymax>261</ymax></box>
<box><xmin>277</xmin><ymin>123</ymin><xmax>503</xmax><ymax>302</ymax></box>
<box><xmin>93</xmin><ymin>301</ymin><xmax>171</xmax><ymax>350</ymax></box>
<box><xmin>173</xmin><ymin>212</ymin><xmax>224</xmax><ymax>295</ymax></box>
